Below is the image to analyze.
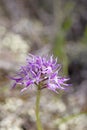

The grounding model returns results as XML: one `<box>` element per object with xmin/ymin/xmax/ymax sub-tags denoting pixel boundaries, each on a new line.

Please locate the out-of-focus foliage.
<box><xmin>53</xmin><ymin>32</ymin><xmax>68</xmax><ymax>75</ymax></box>
<box><xmin>62</xmin><ymin>18</ymin><xmax>72</xmax><ymax>32</ymax></box>
<box><xmin>81</xmin><ymin>26</ymin><xmax>87</xmax><ymax>44</ymax></box>
<box><xmin>53</xmin><ymin>1</ymin><xmax>73</xmax><ymax>75</ymax></box>
<box><xmin>53</xmin><ymin>15</ymin><xmax>72</xmax><ymax>74</ymax></box>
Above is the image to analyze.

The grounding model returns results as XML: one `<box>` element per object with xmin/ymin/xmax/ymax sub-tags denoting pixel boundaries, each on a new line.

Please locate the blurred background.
<box><xmin>0</xmin><ymin>0</ymin><xmax>87</xmax><ymax>130</ymax></box>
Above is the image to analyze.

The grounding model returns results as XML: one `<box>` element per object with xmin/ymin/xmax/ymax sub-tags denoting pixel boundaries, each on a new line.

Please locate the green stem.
<box><xmin>35</xmin><ymin>87</ymin><xmax>43</xmax><ymax>130</ymax></box>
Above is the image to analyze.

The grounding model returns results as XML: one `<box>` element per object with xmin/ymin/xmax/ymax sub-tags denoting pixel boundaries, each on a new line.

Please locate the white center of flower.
<box><xmin>46</xmin><ymin>66</ymin><xmax>52</xmax><ymax>73</ymax></box>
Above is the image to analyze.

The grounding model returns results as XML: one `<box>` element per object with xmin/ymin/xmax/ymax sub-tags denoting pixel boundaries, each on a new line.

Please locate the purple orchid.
<box><xmin>11</xmin><ymin>54</ymin><xmax>69</xmax><ymax>93</ymax></box>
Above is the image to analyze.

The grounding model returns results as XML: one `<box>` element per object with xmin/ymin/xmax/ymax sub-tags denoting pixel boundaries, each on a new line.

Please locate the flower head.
<box><xmin>11</xmin><ymin>54</ymin><xmax>69</xmax><ymax>93</ymax></box>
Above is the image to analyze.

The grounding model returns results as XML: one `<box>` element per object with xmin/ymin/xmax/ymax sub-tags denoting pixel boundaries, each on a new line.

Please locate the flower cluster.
<box><xmin>11</xmin><ymin>54</ymin><xmax>69</xmax><ymax>93</ymax></box>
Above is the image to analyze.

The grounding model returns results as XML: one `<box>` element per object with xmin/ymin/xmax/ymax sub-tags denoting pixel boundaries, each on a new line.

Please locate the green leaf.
<box><xmin>53</xmin><ymin>33</ymin><xmax>68</xmax><ymax>75</ymax></box>
<box><xmin>62</xmin><ymin>18</ymin><xmax>72</xmax><ymax>31</ymax></box>
<box><xmin>81</xmin><ymin>26</ymin><xmax>87</xmax><ymax>44</ymax></box>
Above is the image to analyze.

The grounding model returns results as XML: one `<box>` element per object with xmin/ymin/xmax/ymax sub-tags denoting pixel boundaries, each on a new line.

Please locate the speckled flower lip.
<box><xmin>11</xmin><ymin>54</ymin><xmax>69</xmax><ymax>93</ymax></box>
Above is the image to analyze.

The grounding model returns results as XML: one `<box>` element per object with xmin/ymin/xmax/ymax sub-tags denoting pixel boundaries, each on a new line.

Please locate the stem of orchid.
<box><xmin>35</xmin><ymin>86</ymin><xmax>43</xmax><ymax>130</ymax></box>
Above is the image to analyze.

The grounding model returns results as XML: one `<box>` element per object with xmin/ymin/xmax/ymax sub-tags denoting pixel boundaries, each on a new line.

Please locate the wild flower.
<box><xmin>11</xmin><ymin>54</ymin><xmax>69</xmax><ymax>93</ymax></box>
